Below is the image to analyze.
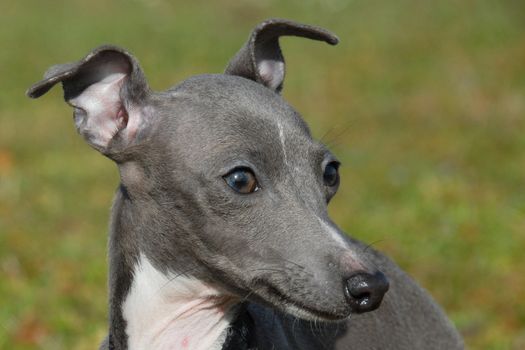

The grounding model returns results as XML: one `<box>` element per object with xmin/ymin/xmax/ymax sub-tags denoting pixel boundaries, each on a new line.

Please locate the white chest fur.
<box><xmin>122</xmin><ymin>254</ymin><xmax>236</xmax><ymax>350</ymax></box>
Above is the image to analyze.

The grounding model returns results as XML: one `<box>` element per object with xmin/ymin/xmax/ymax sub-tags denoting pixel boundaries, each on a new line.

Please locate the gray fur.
<box><xmin>27</xmin><ymin>18</ymin><xmax>463</xmax><ymax>350</ymax></box>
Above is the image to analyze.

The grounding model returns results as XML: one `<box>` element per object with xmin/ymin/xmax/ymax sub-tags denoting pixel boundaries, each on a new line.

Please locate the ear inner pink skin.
<box><xmin>116</xmin><ymin>106</ymin><xmax>129</xmax><ymax>130</ymax></box>
<box><xmin>123</xmin><ymin>104</ymin><xmax>143</xmax><ymax>142</ymax></box>
<box><xmin>258</xmin><ymin>59</ymin><xmax>284</xmax><ymax>91</ymax></box>
<box><xmin>68</xmin><ymin>72</ymin><xmax>127</xmax><ymax>149</ymax></box>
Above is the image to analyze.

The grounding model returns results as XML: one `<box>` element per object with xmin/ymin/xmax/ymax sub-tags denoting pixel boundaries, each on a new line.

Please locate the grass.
<box><xmin>1</xmin><ymin>0</ymin><xmax>524</xmax><ymax>348</ymax></box>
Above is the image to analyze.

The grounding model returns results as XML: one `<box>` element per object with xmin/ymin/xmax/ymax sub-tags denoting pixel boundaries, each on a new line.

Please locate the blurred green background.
<box><xmin>1</xmin><ymin>0</ymin><xmax>524</xmax><ymax>348</ymax></box>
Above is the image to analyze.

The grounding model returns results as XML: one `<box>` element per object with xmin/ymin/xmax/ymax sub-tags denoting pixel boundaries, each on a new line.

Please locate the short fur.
<box><xmin>28</xmin><ymin>18</ymin><xmax>463</xmax><ymax>350</ymax></box>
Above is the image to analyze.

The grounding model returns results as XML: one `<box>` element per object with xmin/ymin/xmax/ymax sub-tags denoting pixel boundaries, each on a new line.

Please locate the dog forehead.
<box><xmin>162</xmin><ymin>74</ymin><xmax>312</xmax><ymax>151</ymax></box>
<box><xmin>146</xmin><ymin>74</ymin><xmax>323</xmax><ymax>178</ymax></box>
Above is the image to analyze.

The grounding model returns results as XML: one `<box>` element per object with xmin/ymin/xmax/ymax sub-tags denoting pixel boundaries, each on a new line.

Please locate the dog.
<box><xmin>27</xmin><ymin>18</ymin><xmax>463</xmax><ymax>350</ymax></box>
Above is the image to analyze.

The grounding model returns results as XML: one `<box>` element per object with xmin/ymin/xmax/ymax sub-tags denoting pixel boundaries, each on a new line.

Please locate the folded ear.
<box><xmin>225</xmin><ymin>18</ymin><xmax>339</xmax><ymax>93</ymax></box>
<box><xmin>27</xmin><ymin>46</ymin><xmax>150</xmax><ymax>157</ymax></box>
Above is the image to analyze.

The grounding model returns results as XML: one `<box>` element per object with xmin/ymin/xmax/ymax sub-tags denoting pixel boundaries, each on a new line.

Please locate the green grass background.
<box><xmin>1</xmin><ymin>0</ymin><xmax>524</xmax><ymax>348</ymax></box>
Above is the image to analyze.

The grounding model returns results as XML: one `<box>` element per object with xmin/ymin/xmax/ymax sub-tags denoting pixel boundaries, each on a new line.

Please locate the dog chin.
<box><xmin>281</xmin><ymin>302</ymin><xmax>350</xmax><ymax>322</ymax></box>
<box><xmin>259</xmin><ymin>286</ymin><xmax>351</xmax><ymax>322</ymax></box>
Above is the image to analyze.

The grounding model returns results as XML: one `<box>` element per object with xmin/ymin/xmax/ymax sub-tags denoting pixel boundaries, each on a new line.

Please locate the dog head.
<box><xmin>28</xmin><ymin>19</ymin><xmax>388</xmax><ymax>321</ymax></box>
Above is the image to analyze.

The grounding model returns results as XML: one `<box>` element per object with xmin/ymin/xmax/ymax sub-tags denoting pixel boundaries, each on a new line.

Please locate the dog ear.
<box><xmin>225</xmin><ymin>18</ymin><xmax>338</xmax><ymax>93</ymax></box>
<box><xmin>27</xmin><ymin>46</ymin><xmax>151</xmax><ymax>157</ymax></box>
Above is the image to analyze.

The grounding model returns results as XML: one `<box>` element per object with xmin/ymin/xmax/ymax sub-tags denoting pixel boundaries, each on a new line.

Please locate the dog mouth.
<box><xmin>251</xmin><ymin>283</ymin><xmax>349</xmax><ymax>321</ymax></box>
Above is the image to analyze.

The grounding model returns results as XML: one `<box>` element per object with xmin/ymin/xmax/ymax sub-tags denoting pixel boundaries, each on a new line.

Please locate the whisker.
<box><xmin>321</xmin><ymin>122</ymin><xmax>353</xmax><ymax>148</ymax></box>
<box><xmin>362</xmin><ymin>238</ymin><xmax>387</xmax><ymax>254</ymax></box>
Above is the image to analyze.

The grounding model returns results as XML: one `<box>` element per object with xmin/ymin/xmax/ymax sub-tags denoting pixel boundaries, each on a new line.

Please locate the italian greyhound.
<box><xmin>27</xmin><ymin>19</ymin><xmax>463</xmax><ymax>350</ymax></box>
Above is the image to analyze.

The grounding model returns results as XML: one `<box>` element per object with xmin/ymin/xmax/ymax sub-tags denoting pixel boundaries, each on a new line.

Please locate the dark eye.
<box><xmin>323</xmin><ymin>162</ymin><xmax>340</xmax><ymax>187</ymax></box>
<box><xmin>223</xmin><ymin>167</ymin><xmax>259</xmax><ymax>194</ymax></box>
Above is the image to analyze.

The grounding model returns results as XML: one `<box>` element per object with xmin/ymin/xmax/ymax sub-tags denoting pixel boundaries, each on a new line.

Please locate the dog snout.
<box><xmin>344</xmin><ymin>271</ymin><xmax>389</xmax><ymax>314</ymax></box>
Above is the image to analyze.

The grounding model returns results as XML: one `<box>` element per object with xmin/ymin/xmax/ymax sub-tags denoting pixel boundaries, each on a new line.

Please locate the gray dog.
<box><xmin>27</xmin><ymin>19</ymin><xmax>463</xmax><ymax>350</ymax></box>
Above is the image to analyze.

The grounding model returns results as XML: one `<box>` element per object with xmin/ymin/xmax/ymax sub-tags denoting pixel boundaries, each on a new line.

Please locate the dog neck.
<box><xmin>105</xmin><ymin>186</ymin><xmax>245</xmax><ymax>350</ymax></box>
<box><xmin>121</xmin><ymin>253</ymin><xmax>237</xmax><ymax>350</ymax></box>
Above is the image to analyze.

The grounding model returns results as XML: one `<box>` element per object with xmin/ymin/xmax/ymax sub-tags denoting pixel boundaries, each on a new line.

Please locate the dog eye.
<box><xmin>223</xmin><ymin>167</ymin><xmax>259</xmax><ymax>194</ymax></box>
<box><xmin>323</xmin><ymin>161</ymin><xmax>340</xmax><ymax>187</ymax></box>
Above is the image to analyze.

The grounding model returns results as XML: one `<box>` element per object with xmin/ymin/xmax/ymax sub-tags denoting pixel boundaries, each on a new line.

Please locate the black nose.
<box><xmin>344</xmin><ymin>271</ymin><xmax>389</xmax><ymax>313</ymax></box>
